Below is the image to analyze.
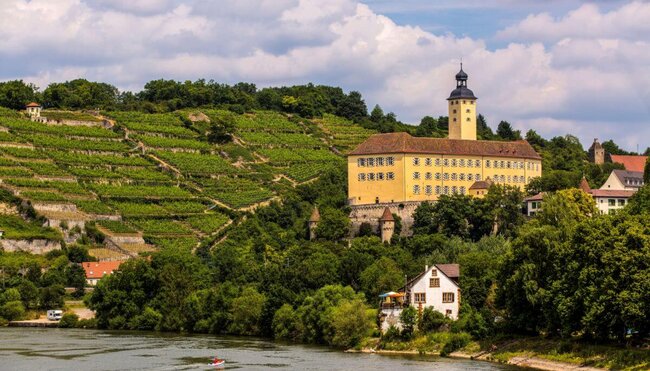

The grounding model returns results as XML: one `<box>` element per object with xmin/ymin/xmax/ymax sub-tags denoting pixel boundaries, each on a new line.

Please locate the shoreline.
<box><xmin>345</xmin><ymin>348</ymin><xmax>606</xmax><ymax>371</ymax></box>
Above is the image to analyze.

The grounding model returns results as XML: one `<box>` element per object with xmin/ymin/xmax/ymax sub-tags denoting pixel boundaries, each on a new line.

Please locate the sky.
<box><xmin>1</xmin><ymin>0</ymin><xmax>649</xmax><ymax>152</ymax></box>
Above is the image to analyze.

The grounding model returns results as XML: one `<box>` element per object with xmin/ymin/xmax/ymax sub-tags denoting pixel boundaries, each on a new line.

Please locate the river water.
<box><xmin>0</xmin><ymin>328</ymin><xmax>521</xmax><ymax>370</ymax></box>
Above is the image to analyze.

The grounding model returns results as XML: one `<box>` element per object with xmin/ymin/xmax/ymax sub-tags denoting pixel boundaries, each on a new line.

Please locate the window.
<box><xmin>425</xmin><ymin>172</ymin><xmax>432</xmax><ymax>180</ymax></box>
<box><xmin>443</xmin><ymin>186</ymin><xmax>449</xmax><ymax>195</ymax></box>
<box><xmin>358</xmin><ymin>173</ymin><xmax>366</xmax><ymax>181</ymax></box>
<box><xmin>443</xmin><ymin>173</ymin><xmax>449</xmax><ymax>180</ymax></box>
<box><xmin>467</xmin><ymin>160</ymin><xmax>473</xmax><ymax>168</ymax></box>
<box><xmin>429</xmin><ymin>278</ymin><xmax>440</xmax><ymax>287</ymax></box>
<box><xmin>368</xmin><ymin>173</ymin><xmax>375</xmax><ymax>181</ymax></box>
<box><xmin>451</xmin><ymin>186</ymin><xmax>458</xmax><ymax>194</ymax></box>
<box><xmin>387</xmin><ymin>157</ymin><xmax>394</xmax><ymax>166</ymax></box>
<box><xmin>453</xmin><ymin>118</ymin><xmax>457</xmax><ymax>122</ymax></box>
<box><xmin>507</xmin><ymin>175</ymin><xmax>512</xmax><ymax>183</ymax></box>
<box><xmin>466</xmin><ymin>109</ymin><xmax>470</xmax><ymax>113</ymax></box>
<box><xmin>451</xmin><ymin>173</ymin><xmax>457</xmax><ymax>181</ymax></box>
<box><xmin>414</xmin><ymin>293</ymin><xmax>426</xmax><ymax>304</ymax></box>
<box><xmin>435</xmin><ymin>186</ymin><xmax>441</xmax><ymax>195</ymax></box>
<box><xmin>377</xmin><ymin>172</ymin><xmax>384</xmax><ymax>181</ymax></box>
<box><xmin>467</xmin><ymin>173</ymin><xmax>473</xmax><ymax>181</ymax></box>
<box><xmin>425</xmin><ymin>158</ymin><xmax>432</xmax><ymax>166</ymax></box>
<box><xmin>459</xmin><ymin>173</ymin><xmax>465</xmax><ymax>181</ymax></box>
<box><xmin>425</xmin><ymin>185</ymin><xmax>432</xmax><ymax>195</ymax></box>
<box><xmin>446</xmin><ymin>309</ymin><xmax>452</xmax><ymax>317</ymax></box>
<box><xmin>459</xmin><ymin>159</ymin><xmax>465</xmax><ymax>167</ymax></box>
<box><xmin>453</xmin><ymin>109</ymin><xmax>457</xmax><ymax>114</ymax></box>
<box><xmin>476</xmin><ymin>174</ymin><xmax>481</xmax><ymax>181</ymax></box>
<box><xmin>466</xmin><ymin>117</ymin><xmax>471</xmax><ymax>121</ymax></box>
<box><xmin>475</xmin><ymin>160</ymin><xmax>480</xmax><ymax>167</ymax></box>
<box><xmin>435</xmin><ymin>158</ymin><xmax>441</xmax><ymax>166</ymax></box>
<box><xmin>413</xmin><ymin>158</ymin><xmax>420</xmax><ymax>166</ymax></box>
<box><xmin>486</xmin><ymin>160</ymin><xmax>491</xmax><ymax>168</ymax></box>
<box><xmin>608</xmin><ymin>199</ymin><xmax>616</xmax><ymax>206</ymax></box>
<box><xmin>376</xmin><ymin>157</ymin><xmax>384</xmax><ymax>166</ymax></box>
<box><xmin>413</xmin><ymin>185</ymin><xmax>420</xmax><ymax>195</ymax></box>
<box><xmin>451</xmin><ymin>159</ymin><xmax>457</xmax><ymax>167</ymax></box>
<box><xmin>357</xmin><ymin>158</ymin><xmax>365</xmax><ymax>167</ymax></box>
<box><xmin>442</xmin><ymin>292</ymin><xmax>455</xmax><ymax>303</ymax></box>
<box><xmin>507</xmin><ymin>161</ymin><xmax>511</xmax><ymax>169</ymax></box>
<box><xmin>413</xmin><ymin>172</ymin><xmax>420</xmax><ymax>180</ymax></box>
<box><xmin>463</xmin><ymin>100</ymin><xmax>466</xmax><ymax>104</ymax></box>
<box><xmin>431</xmin><ymin>269</ymin><xmax>437</xmax><ymax>276</ymax></box>
<box><xmin>460</xmin><ymin>186</ymin><xmax>466</xmax><ymax>195</ymax></box>
<box><xmin>367</xmin><ymin>158</ymin><xmax>374</xmax><ymax>167</ymax></box>
<box><xmin>387</xmin><ymin>172</ymin><xmax>395</xmax><ymax>180</ymax></box>
<box><xmin>443</xmin><ymin>159</ymin><xmax>449</xmax><ymax>167</ymax></box>
<box><xmin>435</xmin><ymin>173</ymin><xmax>441</xmax><ymax>180</ymax></box>
<box><xmin>618</xmin><ymin>199</ymin><xmax>625</xmax><ymax>206</ymax></box>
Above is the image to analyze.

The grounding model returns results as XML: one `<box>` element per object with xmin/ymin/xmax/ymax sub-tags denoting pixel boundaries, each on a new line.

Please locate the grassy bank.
<box><xmin>480</xmin><ymin>337</ymin><xmax>649</xmax><ymax>371</ymax></box>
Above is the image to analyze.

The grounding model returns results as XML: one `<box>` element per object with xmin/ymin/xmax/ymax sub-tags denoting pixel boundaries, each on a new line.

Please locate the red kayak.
<box><xmin>209</xmin><ymin>359</ymin><xmax>225</xmax><ymax>367</ymax></box>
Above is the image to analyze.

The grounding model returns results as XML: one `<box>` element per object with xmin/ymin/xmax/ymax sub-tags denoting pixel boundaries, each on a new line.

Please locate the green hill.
<box><xmin>0</xmin><ymin>108</ymin><xmax>374</xmax><ymax>255</ymax></box>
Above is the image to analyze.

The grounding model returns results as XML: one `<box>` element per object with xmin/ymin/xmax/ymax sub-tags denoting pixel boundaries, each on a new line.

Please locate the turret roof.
<box><xmin>380</xmin><ymin>207</ymin><xmax>394</xmax><ymax>221</ymax></box>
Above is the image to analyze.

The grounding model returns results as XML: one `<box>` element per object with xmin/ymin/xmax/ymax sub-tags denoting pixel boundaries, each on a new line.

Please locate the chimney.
<box><xmin>425</xmin><ymin>264</ymin><xmax>429</xmax><ymax>272</ymax></box>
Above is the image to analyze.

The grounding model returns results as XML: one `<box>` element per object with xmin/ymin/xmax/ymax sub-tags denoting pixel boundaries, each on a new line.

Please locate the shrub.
<box><xmin>399</xmin><ymin>306</ymin><xmax>417</xmax><ymax>340</ymax></box>
<box><xmin>108</xmin><ymin>315</ymin><xmax>127</xmax><ymax>330</ymax></box>
<box><xmin>0</xmin><ymin>301</ymin><xmax>25</xmax><ymax>321</ymax></box>
<box><xmin>129</xmin><ymin>307</ymin><xmax>162</xmax><ymax>331</ymax></box>
<box><xmin>272</xmin><ymin>304</ymin><xmax>301</xmax><ymax>341</ymax></box>
<box><xmin>76</xmin><ymin>318</ymin><xmax>97</xmax><ymax>329</ymax></box>
<box><xmin>358</xmin><ymin>222</ymin><xmax>375</xmax><ymax>237</ymax></box>
<box><xmin>329</xmin><ymin>299</ymin><xmax>373</xmax><ymax>348</ymax></box>
<box><xmin>440</xmin><ymin>332</ymin><xmax>472</xmax><ymax>356</ymax></box>
<box><xmin>382</xmin><ymin>325</ymin><xmax>401</xmax><ymax>342</ymax></box>
<box><xmin>419</xmin><ymin>307</ymin><xmax>449</xmax><ymax>333</ymax></box>
<box><xmin>58</xmin><ymin>313</ymin><xmax>79</xmax><ymax>328</ymax></box>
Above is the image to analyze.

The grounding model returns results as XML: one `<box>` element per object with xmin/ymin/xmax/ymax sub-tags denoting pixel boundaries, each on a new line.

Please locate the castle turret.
<box><xmin>588</xmin><ymin>138</ymin><xmax>605</xmax><ymax>165</ymax></box>
<box><xmin>379</xmin><ymin>207</ymin><xmax>395</xmax><ymax>243</ymax></box>
<box><xmin>308</xmin><ymin>207</ymin><xmax>320</xmax><ymax>240</ymax></box>
<box><xmin>579</xmin><ymin>177</ymin><xmax>591</xmax><ymax>193</ymax></box>
<box><xmin>448</xmin><ymin>64</ymin><xmax>477</xmax><ymax>141</ymax></box>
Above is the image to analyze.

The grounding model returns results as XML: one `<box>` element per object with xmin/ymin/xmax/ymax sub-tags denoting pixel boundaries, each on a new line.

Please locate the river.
<box><xmin>0</xmin><ymin>328</ymin><xmax>522</xmax><ymax>370</ymax></box>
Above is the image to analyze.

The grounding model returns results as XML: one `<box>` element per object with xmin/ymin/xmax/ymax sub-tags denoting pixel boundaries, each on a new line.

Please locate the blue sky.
<box><xmin>0</xmin><ymin>0</ymin><xmax>648</xmax><ymax>152</ymax></box>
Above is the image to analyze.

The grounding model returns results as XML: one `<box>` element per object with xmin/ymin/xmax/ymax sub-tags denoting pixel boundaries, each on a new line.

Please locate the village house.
<box><xmin>347</xmin><ymin>66</ymin><xmax>541</xmax><ymax>237</ymax></box>
<box><xmin>82</xmin><ymin>261</ymin><xmax>125</xmax><ymax>286</ymax></box>
<box><xmin>379</xmin><ymin>264</ymin><xmax>460</xmax><ymax>332</ymax></box>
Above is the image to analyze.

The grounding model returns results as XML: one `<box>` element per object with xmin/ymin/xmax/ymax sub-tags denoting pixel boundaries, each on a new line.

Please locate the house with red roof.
<box><xmin>82</xmin><ymin>261</ymin><xmax>125</xmax><ymax>286</ymax></box>
<box><xmin>609</xmin><ymin>155</ymin><xmax>648</xmax><ymax>173</ymax></box>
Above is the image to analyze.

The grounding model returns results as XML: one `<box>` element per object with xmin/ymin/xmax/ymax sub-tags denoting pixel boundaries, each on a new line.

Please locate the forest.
<box><xmin>0</xmin><ymin>78</ymin><xmax>648</xmax><ymax>367</ymax></box>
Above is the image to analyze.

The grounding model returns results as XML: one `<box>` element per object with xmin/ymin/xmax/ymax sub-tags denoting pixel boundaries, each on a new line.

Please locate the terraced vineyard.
<box><xmin>0</xmin><ymin>107</ymin><xmax>362</xmax><ymax>255</ymax></box>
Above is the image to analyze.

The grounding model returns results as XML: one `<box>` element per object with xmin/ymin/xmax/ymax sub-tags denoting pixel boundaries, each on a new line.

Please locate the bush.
<box><xmin>440</xmin><ymin>332</ymin><xmax>472</xmax><ymax>356</ymax></box>
<box><xmin>329</xmin><ymin>299</ymin><xmax>373</xmax><ymax>348</ymax></box>
<box><xmin>382</xmin><ymin>325</ymin><xmax>401</xmax><ymax>342</ymax></box>
<box><xmin>108</xmin><ymin>315</ymin><xmax>127</xmax><ymax>329</ymax></box>
<box><xmin>451</xmin><ymin>306</ymin><xmax>489</xmax><ymax>339</ymax></box>
<box><xmin>58</xmin><ymin>313</ymin><xmax>79</xmax><ymax>328</ymax></box>
<box><xmin>358</xmin><ymin>222</ymin><xmax>375</xmax><ymax>237</ymax></box>
<box><xmin>272</xmin><ymin>304</ymin><xmax>301</xmax><ymax>341</ymax></box>
<box><xmin>76</xmin><ymin>318</ymin><xmax>97</xmax><ymax>329</ymax></box>
<box><xmin>129</xmin><ymin>307</ymin><xmax>162</xmax><ymax>331</ymax></box>
<box><xmin>0</xmin><ymin>301</ymin><xmax>25</xmax><ymax>321</ymax></box>
<box><xmin>419</xmin><ymin>307</ymin><xmax>448</xmax><ymax>333</ymax></box>
<box><xmin>399</xmin><ymin>306</ymin><xmax>417</xmax><ymax>340</ymax></box>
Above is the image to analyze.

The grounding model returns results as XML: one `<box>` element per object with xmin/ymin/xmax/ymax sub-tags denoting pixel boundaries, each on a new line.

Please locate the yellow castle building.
<box><xmin>346</xmin><ymin>66</ymin><xmax>541</xmax><ymax>237</ymax></box>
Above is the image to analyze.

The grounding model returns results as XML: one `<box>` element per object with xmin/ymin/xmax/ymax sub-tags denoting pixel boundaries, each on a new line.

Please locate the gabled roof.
<box><xmin>379</xmin><ymin>207</ymin><xmax>394</xmax><ymax>221</ymax></box>
<box><xmin>81</xmin><ymin>261</ymin><xmax>125</xmax><ymax>279</ymax></box>
<box><xmin>349</xmin><ymin>132</ymin><xmax>541</xmax><ymax>159</ymax></box>
<box><xmin>309</xmin><ymin>207</ymin><xmax>320</xmax><ymax>222</ymax></box>
<box><xmin>26</xmin><ymin>102</ymin><xmax>41</xmax><ymax>108</ymax></box>
<box><xmin>611</xmin><ymin>169</ymin><xmax>644</xmax><ymax>187</ymax></box>
<box><xmin>610</xmin><ymin>155</ymin><xmax>647</xmax><ymax>172</ymax></box>
<box><xmin>436</xmin><ymin>264</ymin><xmax>460</xmax><ymax>279</ymax></box>
<box><xmin>524</xmin><ymin>192</ymin><xmax>545</xmax><ymax>202</ymax></box>
<box><xmin>469</xmin><ymin>178</ymin><xmax>493</xmax><ymax>190</ymax></box>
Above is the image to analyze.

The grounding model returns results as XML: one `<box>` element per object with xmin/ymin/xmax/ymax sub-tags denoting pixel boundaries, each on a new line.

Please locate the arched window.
<box><xmin>443</xmin><ymin>186</ymin><xmax>449</xmax><ymax>195</ymax></box>
<box><xmin>467</xmin><ymin>173</ymin><xmax>473</xmax><ymax>181</ymax></box>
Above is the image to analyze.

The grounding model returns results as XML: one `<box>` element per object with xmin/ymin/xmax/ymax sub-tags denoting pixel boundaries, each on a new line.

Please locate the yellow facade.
<box><xmin>448</xmin><ymin>99</ymin><xmax>476</xmax><ymax>140</ymax></box>
<box><xmin>348</xmin><ymin>154</ymin><xmax>542</xmax><ymax>205</ymax></box>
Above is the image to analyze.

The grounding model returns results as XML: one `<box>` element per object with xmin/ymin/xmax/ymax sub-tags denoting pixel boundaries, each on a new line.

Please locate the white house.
<box><xmin>590</xmin><ymin>189</ymin><xmax>635</xmax><ymax>215</ymax></box>
<box><xmin>379</xmin><ymin>264</ymin><xmax>461</xmax><ymax>332</ymax></box>
<box><xmin>600</xmin><ymin>170</ymin><xmax>644</xmax><ymax>191</ymax></box>
<box><xmin>81</xmin><ymin>260</ymin><xmax>124</xmax><ymax>286</ymax></box>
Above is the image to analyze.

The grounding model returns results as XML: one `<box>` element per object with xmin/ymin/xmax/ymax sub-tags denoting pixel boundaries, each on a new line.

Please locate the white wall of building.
<box><xmin>408</xmin><ymin>265</ymin><xmax>460</xmax><ymax>320</ymax></box>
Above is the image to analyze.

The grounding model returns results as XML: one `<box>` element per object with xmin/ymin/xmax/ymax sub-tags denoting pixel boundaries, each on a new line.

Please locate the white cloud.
<box><xmin>0</xmin><ymin>0</ymin><xmax>649</xmax><ymax>151</ymax></box>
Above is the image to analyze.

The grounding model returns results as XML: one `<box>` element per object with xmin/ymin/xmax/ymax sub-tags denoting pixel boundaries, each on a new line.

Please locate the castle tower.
<box><xmin>448</xmin><ymin>64</ymin><xmax>477</xmax><ymax>141</ymax></box>
<box><xmin>588</xmin><ymin>138</ymin><xmax>605</xmax><ymax>165</ymax></box>
<box><xmin>25</xmin><ymin>102</ymin><xmax>42</xmax><ymax>121</ymax></box>
<box><xmin>308</xmin><ymin>207</ymin><xmax>320</xmax><ymax>240</ymax></box>
<box><xmin>379</xmin><ymin>207</ymin><xmax>395</xmax><ymax>243</ymax></box>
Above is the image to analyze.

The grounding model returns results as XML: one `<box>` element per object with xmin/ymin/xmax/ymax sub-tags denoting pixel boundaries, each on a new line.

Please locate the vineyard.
<box><xmin>0</xmin><ymin>107</ymin><xmax>363</xmax><ymax>256</ymax></box>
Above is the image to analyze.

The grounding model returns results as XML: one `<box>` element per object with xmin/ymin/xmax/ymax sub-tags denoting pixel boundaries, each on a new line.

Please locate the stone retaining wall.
<box><xmin>1</xmin><ymin>239</ymin><xmax>62</xmax><ymax>254</ymax></box>
<box><xmin>349</xmin><ymin>201</ymin><xmax>421</xmax><ymax>236</ymax></box>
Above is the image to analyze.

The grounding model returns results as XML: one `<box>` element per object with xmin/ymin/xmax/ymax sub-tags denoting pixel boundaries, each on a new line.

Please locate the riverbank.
<box><xmin>350</xmin><ymin>336</ymin><xmax>649</xmax><ymax>371</ymax></box>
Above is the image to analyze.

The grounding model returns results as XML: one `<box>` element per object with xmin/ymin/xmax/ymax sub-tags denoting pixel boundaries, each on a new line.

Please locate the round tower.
<box><xmin>379</xmin><ymin>207</ymin><xmax>395</xmax><ymax>244</ymax></box>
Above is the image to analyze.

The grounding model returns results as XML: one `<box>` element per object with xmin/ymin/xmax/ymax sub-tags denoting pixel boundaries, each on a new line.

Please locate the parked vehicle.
<box><xmin>47</xmin><ymin>310</ymin><xmax>63</xmax><ymax>321</ymax></box>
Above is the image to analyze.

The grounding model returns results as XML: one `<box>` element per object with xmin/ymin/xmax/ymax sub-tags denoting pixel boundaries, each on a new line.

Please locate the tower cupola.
<box><xmin>447</xmin><ymin>63</ymin><xmax>478</xmax><ymax>140</ymax></box>
<box><xmin>448</xmin><ymin>64</ymin><xmax>476</xmax><ymax>100</ymax></box>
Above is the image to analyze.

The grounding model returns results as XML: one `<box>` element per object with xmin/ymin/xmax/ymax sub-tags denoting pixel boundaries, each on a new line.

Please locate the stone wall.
<box><xmin>33</xmin><ymin>203</ymin><xmax>78</xmax><ymax>213</ymax></box>
<box><xmin>1</xmin><ymin>239</ymin><xmax>62</xmax><ymax>254</ymax></box>
<box><xmin>349</xmin><ymin>201</ymin><xmax>421</xmax><ymax>237</ymax></box>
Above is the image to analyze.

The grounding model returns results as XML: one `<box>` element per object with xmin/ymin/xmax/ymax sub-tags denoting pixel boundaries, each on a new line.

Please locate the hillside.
<box><xmin>0</xmin><ymin>108</ymin><xmax>374</xmax><ymax>257</ymax></box>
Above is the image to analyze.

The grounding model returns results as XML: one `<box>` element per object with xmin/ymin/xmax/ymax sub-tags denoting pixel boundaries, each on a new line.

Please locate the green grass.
<box><xmin>42</xmin><ymin>110</ymin><xmax>102</xmax><ymax>122</ymax></box>
<box><xmin>108</xmin><ymin>201</ymin><xmax>170</xmax><ymax>217</ymax></box>
<box><xmin>160</xmin><ymin>201</ymin><xmax>208</xmax><ymax>215</ymax></box>
<box><xmin>154</xmin><ymin>151</ymin><xmax>236</xmax><ymax>176</ymax></box>
<box><xmin>133</xmin><ymin>219</ymin><xmax>193</xmax><ymax>236</ymax></box>
<box><xmin>92</xmin><ymin>184</ymin><xmax>194</xmax><ymax>199</ymax></box>
<box><xmin>185</xmin><ymin>213</ymin><xmax>229</xmax><ymax>234</ymax></box>
<box><xmin>96</xmin><ymin>220</ymin><xmax>138</xmax><ymax>234</ymax></box>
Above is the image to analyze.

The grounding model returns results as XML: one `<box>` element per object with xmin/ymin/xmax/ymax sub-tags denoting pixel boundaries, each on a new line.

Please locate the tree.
<box><xmin>39</xmin><ymin>284</ymin><xmax>65</xmax><ymax>309</ymax></box>
<box><xmin>601</xmin><ymin>139</ymin><xmax>631</xmax><ymax>156</ymax></box>
<box><xmin>65</xmin><ymin>263</ymin><xmax>86</xmax><ymax>298</ymax></box>
<box><xmin>415</xmin><ymin>116</ymin><xmax>437</xmax><ymax>137</ymax></box>
<box><xmin>476</xmin><ymin>114</ymin><xmax>494</xmax><ymax>140</ymax></box>
<box><xmin>360</xmin><ymin>257</ymin><xmax>403</xmax><ymax>300</ymax></box>
<box><xmin>330</xmin><ymin>299</ymin><xmax>373</xmax><ymax>347</ymax></box>
<box><xmin>0</xmin><ymin>80</ymin><xmax>38</xmax><ymax>109</ymax></box>
<box><xmin>357</xmin><ymin>222</ymin><xmax>375</xmax><ymax>237</ymax></box>
<box><xmin>315</xmin><ymin>208</ymin><xmax>350</xmax><ymax>241</ymax></box>
<box><xmin>369</xmin><ymin>105</ymin><xmax>384</xmax><ymax>123</ymax></box>
<box><xmin>418</xmin><ymin>306</ymin><xmax>448</xmax><ymax>333</ymax></box>
<box><xmin>272</xmin><ymin>304</ymin><xmax>301</xmax><ymax>341</ymax></box>
<box><xmin>399</xmin><ymin>306</ymin><xmax>417</xmax><ymax>339</ymax></box>
<box><xmin>229</xmin><ymin>287</ymin><xmax>266</xmax><ymax>335</ymax></box>
<box><xmin>207</xmin><ymin>114</ymin><xmax>235</xmax><ymax>144</ymax></box>
<box><xmin>644</xmin><ymin>156</ymin><xmax>650</xmax><ymax>184</ymax></box>
<box><xmin>496</xmin><ymin>121</ymin><xmax>521</xmax><ymax>141</ymax></box>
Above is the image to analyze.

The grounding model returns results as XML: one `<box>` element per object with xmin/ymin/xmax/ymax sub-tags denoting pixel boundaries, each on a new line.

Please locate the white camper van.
<box><xmin>47</xmin><ymin>310</ymin><xmax>63</xmax><ymax>321</ymax></box>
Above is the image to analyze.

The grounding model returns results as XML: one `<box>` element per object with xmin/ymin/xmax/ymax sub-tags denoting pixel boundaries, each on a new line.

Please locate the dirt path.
<box><xmin>508</xmin><ymin>356</ymin><xmax>603</xmax><ymax>371</ymax></box>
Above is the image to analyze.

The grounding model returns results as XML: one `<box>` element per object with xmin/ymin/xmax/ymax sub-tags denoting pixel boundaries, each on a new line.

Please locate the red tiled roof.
<box><xmin>82</xmin><ymin>261</ymin><xmax>125</xmax><ymax>279</ymax></box>
<box><xmin>379</xmin><ymin>207</ymin><xmax>394</xmax><ymax>221</ymax></box>
<box><xmin>610</xmin><ymin>155</ymin><xmax>648</xmax><ymax>172</ymax></box>
<box><xmin>309</xmin><ymin>208</ymin><xmax>320</xmax><ymax>222</ymax></box>
<box><xmin>469</xmin><ymin>178</ymin><xmax>493</xmax><ymax>190</ymax></box>
<box><xmin>524</xmin><ymin>192</ymin><xmax>545</xmax><ymax>202</ymax></box>
<box><xmin>579</xmin><ymin>177</ymin><xmax>591</xmax><ymax>193</ymax></box>
<box><xmin>349</xmin><ymin>132</ymin><xmax>541</xmax><ymax>160</ymax></box>
<box><xmin>589</xmin><ymin>189</ymin><xmax>636</xmax><ymax>198</ymax></box>
<box><xmin>26</xmin><ymin>102</ymin><xmax>41</xmax><ymax>108</ymax></box>
<box><xmin>436</xmin><ymin>264</ymin><xmax>460</xmax><ymax>279</ymax></box>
